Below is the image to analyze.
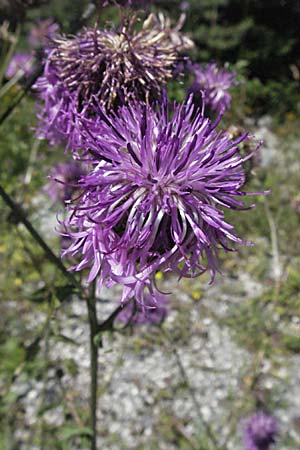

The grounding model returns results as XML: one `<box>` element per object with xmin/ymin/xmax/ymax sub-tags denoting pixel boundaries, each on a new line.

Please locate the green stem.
<box><xmin>86</xmin><ymin>283</ymin><xmax>99</xmax><ymax>450</ymax></box>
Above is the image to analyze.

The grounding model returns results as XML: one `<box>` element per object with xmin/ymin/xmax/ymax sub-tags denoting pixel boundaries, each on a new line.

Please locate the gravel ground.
<box><xmin>8</xmin><ymin>271</ymin><xmax>300</xmax><ymax>450</ymax></box>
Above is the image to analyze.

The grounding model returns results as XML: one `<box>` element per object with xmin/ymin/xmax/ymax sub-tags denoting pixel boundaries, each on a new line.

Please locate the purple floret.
<box><xmin>62</xmin><ymin>95</ymin><xmax>263</xmax><ymax>305</ymax></box>
<box><xmin>189</xmin><ymin>62</ymin><xmax>236</xmax><ymax>114</ymax></box>
<box><xmin>243</xmin><ymin>412</ymin><xmax>279</xmax><ymax>450</ymax></box>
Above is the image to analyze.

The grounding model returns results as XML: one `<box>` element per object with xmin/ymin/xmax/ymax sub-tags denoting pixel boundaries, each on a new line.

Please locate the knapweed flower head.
<box><xmin>243</xmin><ymin>412</ymin><xmax>278</xmax><ymax>450</ymax></box>
<box><xmin>5</xmin><ymin>52</ymin><xmax>34</xmax><ymax>79</ymax></box>
<box><xmin>44</xmin><ymin>161</ymin><xmax>86</xmax><ymax>203</ymax></box>
<box><xmin>117</xmin><ymin>293</ymin><xmax>169</xmax><ymax>325</ymax></box>
<box><xmin>63</xmin><ymin>95</ymin><xmax>263</xmax><ymax>304</ymax></box>
<box><xmin>189</xmin><ymin>62</ymin><xmax>236</xmax><ymax>114</ymax></box>
<box><xmin>34</xmin><ymin>13</ymin><xmax>193</xmax><ymax>145</ymax></box>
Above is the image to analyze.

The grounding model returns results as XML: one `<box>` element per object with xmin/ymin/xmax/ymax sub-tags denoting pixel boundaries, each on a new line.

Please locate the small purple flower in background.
<box><xmin>34</xmin><ymin>13</ymin><xmax>193</xmax><ymax>145</ymax></box>
<box><xmin>180</xmin><ymin>1</ymin><xmax>190</xmax><ymax>12</ymax></box>
<box><xmin>63</xmin><ymin>96</ymin><xmax>263</xmax><ymax>305</ymax></box>
<box><xmin>44</xmin><ymin>161</ymin><xmax>85</xmax><ymax>203</ymax></box>
<box><xmin>5</xmin><ymin>52</ymin><xmax>34</xmax><ymax>79</ymax></box>
<box><xmin>28</xmin><ymin>19</ymin><xmax>59</xmax><ymax>48</ymax></box>
<box><xmin>117</xmin><ymin>293</ymin><xmax>169</xmax><ymax>325</ymax></box>
<box><xmin>189</xmin><ymin>62</ymin><xmax>236</xmax><ymax>114</ymax></box>
<box><xmin>243</xmin><ymin>412</ymin><xmax>279</xmax><ymax>450</ymax></box>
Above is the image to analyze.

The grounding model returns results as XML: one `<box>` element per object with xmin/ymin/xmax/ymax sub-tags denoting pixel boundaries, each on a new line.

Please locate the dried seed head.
<box><xmin>35</xmin><ymin>13</ymin><xmax>194</xmax><ymax>145</ymax></box>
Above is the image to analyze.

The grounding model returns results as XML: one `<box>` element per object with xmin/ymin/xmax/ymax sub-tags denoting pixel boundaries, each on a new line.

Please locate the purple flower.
<box><xmin>44</xmin><ymin>161</ymin><xmax>85</xmax><ymax>203</ymax></box>
<box><xmin>62</xmin><ymin>96</ymin><xmax>263</xmax><ymax>304</ymax></box>
<box><xmin>189</xmin><ymin>62</ymin><xmax>236</xmax><ymax>114</ymax></box>
<box><xmin>180</xmin><ymin>1</ymin><xmax>190</xmax><ymax>12</ymax></box>
<box><xmin>243</xmin><ymin>412</ymin><xmax>278</xmax><ymax>450</ymax></box>
<box><xmin>117</xmin><ymin>293</ymin><xmax>169</xmax><ymax>325</ymax></box>
<box><xmin>28</xmin><ymin>19</ymin><xmax>59</xmax><ymax>48</ymax></box>
<box><xmin>34</xmin><ymin>13</ymin><xmax>193</xmax><ymax>145</ymax></box>
<box><xmin>5</xmin><ymin>52</ymin><xmax>34</xmax><ymax>79</ymax></box>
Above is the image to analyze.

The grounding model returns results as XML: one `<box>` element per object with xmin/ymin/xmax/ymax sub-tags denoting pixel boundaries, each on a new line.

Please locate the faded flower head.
<box><xmin>5</xmin><ymin>52</ymin><xmax>34</xmax><ymax>79</ymax></box>
<box><xmin>63</xmin><ymin>96</ymin><xmax>263</xmax><ymax>304</ymax></box>
<box><xmin>243</xmin><ymin>412</ymin><xmax>278</xmax><ymax>450</ymax></box>
<box><xmin>189</xmin><ymin>62</ymin><xmax>236</xmax><ymax>114</ymax></box>
<box><xmin>117</xmin><ymin>293</ymin><xmax>169</xmax><ymax>325</ymax></box>
<box><xmin>35</xmin><ymin>13</ymin><xmax>193</xmax><ymax>145</ymax></box>
<box><xmin>44</xmin><ymin>161</ymin><xmax>85</xmax><ymax>203</ymax></box>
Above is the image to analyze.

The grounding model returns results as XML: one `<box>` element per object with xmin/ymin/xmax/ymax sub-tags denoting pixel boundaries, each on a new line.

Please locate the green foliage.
<box><xmin>282</xmin><ymin>334</ymin><xmax>300</xmax><ymax>354</ymax></box>
<box><xmin>0</xmin><ymin>338</ymin><xmax>25</xmax><ymax>374</ymax></box>
<box><xmin>223</xmin><ymin>269</ymin><xmax>300</xmax><ymax>358</ymax></box>
<box><xmin>222</xmin><ymin>295</ymin><xmax>276</xmax><ymax>357</ymax></box>
<box><xmin>59</xmin><ymin>425</ymin><xmax>93</xmax><ymax>441</ymax></box>
<box><xmin>232</xmin><ymin>78</ymin><xmax>300</xmax><ymax>118</ymax></box>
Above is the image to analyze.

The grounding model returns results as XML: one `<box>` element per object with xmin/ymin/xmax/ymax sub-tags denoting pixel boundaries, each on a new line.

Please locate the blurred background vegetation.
<box><xmin>0</xmin><ymin>0</ymin><xmax>300</xmax><ymax>449</ymax></box>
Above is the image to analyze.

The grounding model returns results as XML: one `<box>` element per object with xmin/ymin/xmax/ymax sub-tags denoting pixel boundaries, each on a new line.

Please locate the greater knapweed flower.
<box><xmin>34</xmin><ymin>13</ymin><xmax>193</xmax><ymax>145</ymax></box>
<box><xmin>117</xmin><ymin>293</ymin><xmax>169</xmax><ymax>325</ymax></box>
<box><xmin>243</xmin><ymin>412</ymin><xmax>278</xmax><ymax>450</ymax></box>
<box><xmin>44</xmin><ymin>161</ymin><xmax>85</xmax><ymax>203</ymax></box>
<box><xmin>62</xmin><ymin>95</ymin><xmax>263</xmax><ymax>305</ymax></box>
<box><xmin>5</xmin><ymin>52</ymin><xmax>34</xmax><ymax>79</ymax></box>
<box><xmin>189</xmin><ymin>62</ymin><xmax>236</xmax><ymax>114</ymax></box>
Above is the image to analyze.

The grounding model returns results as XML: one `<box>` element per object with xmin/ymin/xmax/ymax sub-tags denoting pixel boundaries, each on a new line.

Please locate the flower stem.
<box><xmin>86</xmin><ymin>283</ymin><xmax>99</xmax><ymax>450</ymax></box>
